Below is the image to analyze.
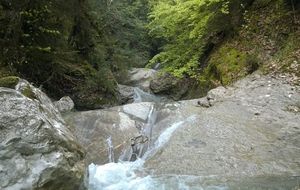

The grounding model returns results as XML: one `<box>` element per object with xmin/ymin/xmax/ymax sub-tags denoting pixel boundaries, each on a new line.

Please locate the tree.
<box><xmin>147</xmin><ymin>0</ymin><xmax>252</xmax><ymax>78</ymax></box>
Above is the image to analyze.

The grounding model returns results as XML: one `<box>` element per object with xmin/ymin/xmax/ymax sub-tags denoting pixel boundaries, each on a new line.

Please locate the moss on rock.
<box><xmin>0</xmin><ymin>76</ymin><xmax>19</xmax><ymax>89</ymax></box>
<box><xmin>201</xmin><ymin>43</ymin><xmax>261</xmax><ymax>86</ymax></box>
<box><xmin>22</xmin><ymin>85</ymin><xmax>37</xmax><ymax>100</ymax></box>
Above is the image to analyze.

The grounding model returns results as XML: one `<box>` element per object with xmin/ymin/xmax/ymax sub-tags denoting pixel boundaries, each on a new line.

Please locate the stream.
<box><xmin>64</xmin><ymin>74</ymin><xmax>300</xmax><ymax>190</ymax></box>
<box><xmin>87</xmin><ymin>88</ymin><xmax>195</xmax><ymax>189</ymax></box>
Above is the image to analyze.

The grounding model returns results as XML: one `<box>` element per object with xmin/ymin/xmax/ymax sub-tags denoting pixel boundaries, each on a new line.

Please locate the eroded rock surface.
<box><xmin>64</xmin><ymin>102</ymin><xmax>155</xmax><ymax>165</ymax></box>
<box><xmin>0</xmin><ymin>79</ymin><xmax>85</xmax><ymax>190</ymax></box>
<box><xmin>145</xmin><ymin>73</ymin><xmax>300</xmax><ymax>185</ymax></box>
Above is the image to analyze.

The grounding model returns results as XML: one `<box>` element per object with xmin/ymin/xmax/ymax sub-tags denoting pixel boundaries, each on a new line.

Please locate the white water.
<box><xmin>143</xmin><ymin>104</ymin><xmax>156</xmax><ymax>147</ymax></box>
<box><xmin>106</xmin><ymin>136</ymin><xmax>115</xmax><ymax>163</ymax></box>
<box><xmin>88</xmin><ymin>159</ymin><xmax>152</xmax><ymax>190</ymax></box>
<box><xmin>88</xmin><ymin>116</ymin><xmax>197</xmax><ymax>190</ymax></box>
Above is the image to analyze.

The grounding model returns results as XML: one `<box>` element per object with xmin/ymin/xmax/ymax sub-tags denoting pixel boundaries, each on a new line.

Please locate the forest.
<box><xmin>0</xmin><ymin>0</ymin><xmax>299</xmax><ymax>109</ymax></box>
<box><xmin>1</xmin><ymin>1</ymin><xmax>300</xmax><ymax>189</ymax></box>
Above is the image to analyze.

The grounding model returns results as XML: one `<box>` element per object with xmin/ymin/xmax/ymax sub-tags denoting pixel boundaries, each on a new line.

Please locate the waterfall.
<box><xmin>106</xmin><ymin>136</ymin><xmax>115</xmax><ymax>163</ymax></box>
<box><xmin>143</xmin><ymin>104</ymin><xmax>156</xmax><ymax>149</ymax></box>
<box><xmin>119</xmin><ymin>104</ymin><xmax>157</xmax><ymax>162</ymax></box>
<box><xmin>88</xmin><ymin>115</ymin><xmax>196</xmax><ymax>190</ymax></box>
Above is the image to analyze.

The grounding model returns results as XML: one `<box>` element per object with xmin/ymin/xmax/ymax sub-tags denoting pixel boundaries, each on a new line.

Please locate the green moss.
<box><xmin>0</xmin><ymin>76</ymin><xmax>19</xmax><ymax>89</ymax></box>
<box><xmin>0</xmin><ymin>66</ymin><xmax>14</xmax><ymax>78</ymax></box>
<box><xmin>22</xmin><ymin>85</ymin><xmax>37</xmax><ymax>99</ymax></box>
<box><xmin>207</xmin><ymin>46</ymin><xmax>249</xmax><ymax>85</ymax></box>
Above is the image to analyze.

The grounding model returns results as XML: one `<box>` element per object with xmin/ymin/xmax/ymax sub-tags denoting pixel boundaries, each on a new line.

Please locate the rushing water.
<box><xmin>88</xmin><ymin>116</ymin><xmax>198</xmax><ymax>190</ymax></box>
<box><xmin>106</xmin><ymin>136</ymin><xmax>115</xmax><ymax>163</ymax></box>
<box><xmin>64</xmin><ymin>75</ymin><xmax>300</xmax><ymax>190</ymax></box>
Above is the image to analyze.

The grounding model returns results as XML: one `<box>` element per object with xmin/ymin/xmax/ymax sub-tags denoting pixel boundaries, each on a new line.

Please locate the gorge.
<box><xmin>65</xmin><ymin>71</ymin><xmax>300</xmax><ymax>190</ymax></box>
<box><xmin>0</xmin><ymin>0</ymin><xmax>299</xmax><ymax>189</ymax></box>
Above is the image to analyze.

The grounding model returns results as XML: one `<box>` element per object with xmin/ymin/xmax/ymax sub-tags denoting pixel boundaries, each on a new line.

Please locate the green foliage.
<box><xmin>0</xmin><ymin>76</ymin><xmax>19</xmax><ymax>89</ymax></box>
<box><xmin>147</xmin><ymin>0</ymin><xmax>250</xmax><ymax>78</ymax></box>
<box><xmin>87</xmin><ymin>0</ymin><xmax>153</xmax><ymax>70</ymax></box>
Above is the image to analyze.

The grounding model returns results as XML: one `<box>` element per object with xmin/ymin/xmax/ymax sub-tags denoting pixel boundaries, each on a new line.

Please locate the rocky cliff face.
<box><xmin>0</xmin><ymin>79</ymin><xmax>85</xmax><ymax>190</ymax></box>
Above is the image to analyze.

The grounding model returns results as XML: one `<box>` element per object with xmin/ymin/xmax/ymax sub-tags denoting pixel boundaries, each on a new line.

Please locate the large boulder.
<box><xmin>150</xmin><ymin>72</ymin><xmax>189</xmax><ymax>100</ymax></box>
<box><xmin>0</xmin><ymin>79</ymin><xmax>85</xmax><ymax>190</ymax></box>
<box><xmin>126</xmin><ymin>68</ymin><xmax>156</xmax><ymax>92</ymax></box>
<box><xmin>54</xmin><ymin>96</ymin><xmax>75</xmax><ymax>113</ymax></box>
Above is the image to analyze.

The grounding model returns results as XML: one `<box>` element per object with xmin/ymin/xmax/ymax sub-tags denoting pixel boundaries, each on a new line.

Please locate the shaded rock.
<box><xmin>0</xmin><ymin>79</ymin><xmax>85</xmax><ymax>190</ymax></box>
<box><xmin>54</xmin><ymin>96</ymin><xmax>75</xmax><ymax>113</ymax></box>
<box><xmin>150</xmin><ymin>72</ymin><xmax>189</xmax><ymax>100</ymax></box>
<box><xmin>126</xmin><ymin>68</ymin><xmax>156</xmax><ymax>92</ymax></box>
<box><xmin>117</xmin><ymin>84</ymin><xmax>134</xmax><ymax>104</ymax></box>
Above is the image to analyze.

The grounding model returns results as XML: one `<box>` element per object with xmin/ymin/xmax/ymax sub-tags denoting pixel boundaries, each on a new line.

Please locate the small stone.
<box><xmin>197</xmin><ymin>98</ymin><xmax>210</xmax><ymax>108</ymax></box>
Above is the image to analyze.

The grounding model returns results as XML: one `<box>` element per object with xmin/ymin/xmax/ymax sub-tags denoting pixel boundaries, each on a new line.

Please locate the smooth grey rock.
<box><xmin>0</xmin><ymin>80</ymin><xmax>85</xmax><ymax>190</ymax></box>
<box><xmin>145</xmin><ymin>74</ymin><xmax>300</xmax><ymax>185</ymax></box>
<box><xmin>54</xmin><ymin>96</ymin><xmax>75</xmax><ymax>113</ymax></box>
<box><xmin>123</xmin><ymin>102</ymin><xmax>154</xmax><ymax>122</ymax></box>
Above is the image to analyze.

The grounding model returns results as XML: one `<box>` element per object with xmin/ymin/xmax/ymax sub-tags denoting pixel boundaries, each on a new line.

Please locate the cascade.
<box><xmin>88</xmin><ymin>115</ymin><xmax>197</xmax><ymax>190</ymax></box>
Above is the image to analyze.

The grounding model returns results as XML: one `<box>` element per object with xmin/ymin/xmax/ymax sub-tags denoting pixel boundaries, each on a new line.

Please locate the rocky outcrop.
<box><xmin>125</xmin><ymin>68</ymin><xmax>156</xmax><ymax>92</ymax></box>
<box><xmin>150</xmin><ymin>72</ymin><xmax>189</xmax><ymax>100</ymax></box>
<box><xmin>0</xmin><ymin>79</ymin><xmax>85</xmax><ymax>190</ymax></box>
<box><xmin>145</xmin><ymin>73</ymin><xmax>300</xmax><ymax>185</ymax></box>
<box><xmin>54</xmin><ymin>96</ymin><xmax>75</xmax><ymax>113</ymax></box>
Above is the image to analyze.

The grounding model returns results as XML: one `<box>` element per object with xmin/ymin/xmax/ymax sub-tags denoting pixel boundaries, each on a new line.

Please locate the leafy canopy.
<box><xmin>147</xmin><ymin>0</ymin><xmax>237</xmax><ymax>78</ymax></box>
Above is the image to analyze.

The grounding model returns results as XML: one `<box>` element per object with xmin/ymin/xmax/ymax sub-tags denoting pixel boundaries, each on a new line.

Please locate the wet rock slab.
<box><xmin>64</xmin><ymin>102</ymin><xmax>155</xmax><ymax>165</ymax></box>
